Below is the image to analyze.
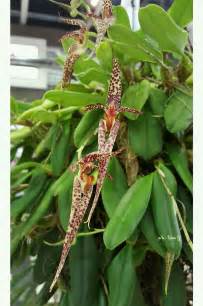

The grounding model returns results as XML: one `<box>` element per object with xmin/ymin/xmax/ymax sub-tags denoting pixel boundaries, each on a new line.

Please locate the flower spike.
<box><xmin>87</xmin><ymin>0</ymin><xmax>114</xmax><ymax>49</ymax></box>
<box><xmin>60</xmin><ymin>18</ymin><xmax>87</xmax><ymax>88</ymax></box>
<box><xmin>61</xmin><ymin>45</ymin><xmax>81</xmax><ymax>88</ymax></box>
<box><xmin>83</xmin><ymin>58</ymin><xmax>143</xmax><ymax>225</ymax></box>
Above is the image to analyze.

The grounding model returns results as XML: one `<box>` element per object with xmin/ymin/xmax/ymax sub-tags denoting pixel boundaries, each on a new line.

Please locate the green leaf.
<box><xmin>107</xmin><ymin>245</ymin><xmax>147</xmax><ymax>306</ymax></box>
<box><xmin>75</xmin><ymin>68</ymin><xmax>108</xmax><ymax>87</ymax></box>
<box><xmin>26</xmin><ymin>109</ymin><xmax>58</xmax><ymax>123</ymax></box>
<box><xmin>133</xmin><ymin>245</ymin><xmax>148</xmax><ymax>267</ymax></box>
<box><xmin>177</xmin><ymin>185</ymin><xmax>193</xmax><ymax>233</ymax></box>
<box><xmin>11</xmin><ymin>168</ymin><xmax>48</xmax><ymax>219</ymax></box>
<box><xmin>51</xmin><ymin>120</ymin><xmax>71</xmax><ymax>176</ymax></box>
<box><xmin>107</xmin><ymin>245</ymin><xmax>136</xmax><ymax>306</ymax></box>
<box><xmin>11</xmin><ymin>127</ymin><xmax>32</xmax><ymax>145</ymax></box>
<box><xmin>139</xmin><ymin>4</ymin><xmax>188</xmax><ymax>55</ymax></box>
<box><xmin>58</xmin><ymin>171</ymin><xmax>75</xmax><ymax>231</ymax></box>
<box><xmin>158</xmin><ymin>162</ymin><xmax>177</xmax><ymax>195</ymax></box>
<box><xmin>33</xmin><ymin>233</ymin><xmax>60</xmax><ymax>284</ymax></box>
<box><xmin>121</xmin><ymin>80</ymin><xmax>151</xmax><ymax>120</ymax></box>
<box><xmin>151</xmin><ymin>168</ymin><xmax>182</xmax><ymax>257</ymax></box>
<box><xmin>43</xmin><ymin>90</ymin><xmax>106</xmax><ymax>107</ymax></box>
<box><xmin>74</xmin><ymin>110</ymin><xmax>103</xmax><ymax>148</ymax></box>
<box><xmin>11</xmin><ymin>96</ymin><xmax>32</xmax><ymax>116</ymax></box>
<box><xmin>149</xmin><ymin>87</ymin><xmax>168</xmax><ymax>115</ymax></box>
<box><xmin>167</xmin><ymin>143</ymin><xmax>192</xmax><ymax>193</ymax></box>
<box><xmin>11</xmin><ymin>183</ymin><xmax>54</xmax><ymax>255</ymax></box>
<box><xmin>34</xmin><ymin>125</ymin><xmax>57</xmax><ymax>158</ymax></box>
<box><xmin>98</xmin><ymin>289</ymin><xmax>107</xmax><ymax>306</ymax></box>
<box><xmin>128</xmin><ymin>111</ymin><xmax>163</xmax><ymax>160</ymax></box>
<box><xmin>112</xmin><ymin>6</ymin><xmax>131</xmax><ymax>28</ymax></box>
<box><xmin>141</xmin><ymin>208</ymin><xmax>166</xmax><ymax>257</ymax></box>
<box><xmin>104</xmin><ymin>174</ymin><xmax>153</xmax><ymax>250</ymax></box>
<box><xmin>62</xmin><ymin>83</ymin><xmax>92</xmax><ymax>93</ymax></box>
<box><xmin>69</xmin><ymin>233</ymin><xmax>100</xmax><ymax>306</ymax></box>
<box><xmin>74</xmin><ymin>55</ymin><xmax>102</xmax><ymax>74</ymax></box>
<box><xmin>102</xmin><ymin>157</ymin><xmax>128</xmax><ymax>218</ymax></box>
<box><xmin>16</xmin><ymin>99</ymin><xmax>56</xmax><ymax>122</ymax></box>
<box><xmin>168</xmin><ymin>0</ymin><xmax>193</xmax><ymax>28</ymax></box>
<box><xmin>164</xmin><ymin>90</ymin><xmax>192</xmax><ymax>133</ymax></box>
<box><xmin>96</xmin><ymin>41</ymin><xmax>113</xmax><ymax>72</ymax></box>
<box><xmin>108</xmin><ymin>25</ymin><xmax>162</xmax><ymax>63</ymax></box>
<box><xmin>60</xmin><ymin>292</ymin><xmax>74</xmax><ymax>306</ymax></box>
<box><xmin>161</xmin><ymin>262</ymin><xmax>187</xmax><ymax>306</ymax></box>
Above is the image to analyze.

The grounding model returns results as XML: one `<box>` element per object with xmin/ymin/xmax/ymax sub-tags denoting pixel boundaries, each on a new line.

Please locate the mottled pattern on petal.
<box><xmin>88</xmin><ymin>0</ymin><xmax>114</xmax><ymax>48</ymax></box>
<box><xmin>62</xmin><ymin>47</ymin><xmax>80</xmax><ymax>88</ymax></box>
<box><xmin>119</xmin><ymin>106</ymin><xmax>143</xmax><ymax>115</ymax></box>
<box><xmin>102</xmin><ymin>0</ymin><xmax>113</xmax><ymax>19</ymax></box>
<box><xmin>81</xmin><ymin>152</ymin><xmax>101</xmax><ymax>164</ymax></box>
<box><xmin>59</xmin><ymin>30</ymin><xmax>82</xmax><ymax>43</ymax></box>
<box><xmin>85</xmin><ymin>104</ymin><xmax>105</xmax><ymax>112</ymax></box>
<box><xmin>62</xmin><ymin>18</ymin><xmax>87</xmax><ymax>31</ymax></box>
<box><xmin>107</xmin><ymin>58</ymin><xmax>122</xmax><ymax>108</ymax></box>
<box><xmin>49</xmin><ymin>176</ymin><xmax>93</xmax><ymax>292</ymax></box>
<box><xmin>104</xmin><ymin>119</ymin><xmax>120</xmax><ymax>153</ymax></box>
<box><xmin>98</xmin><ymin>120</ymin><xmax>106</xmax><ymax>152</ymax></box>
<box><xmin>60</xmin><ymin>18</ymin><xmax>87</xmax><ymax>87</ymax></box>
<box><xmin>86</xmin><ymin>120</ymin><xmax>120</xmax><ymax>225</ymax></box>
<box><xmin>94</xmin><ymin>18</ymin><xmax>109</xmax><ymax>46</ymax></box>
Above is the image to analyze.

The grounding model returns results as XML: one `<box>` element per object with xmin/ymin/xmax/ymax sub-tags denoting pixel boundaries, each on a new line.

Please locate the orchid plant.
<box><xmin>50</xmin><ymin>56</ymin><xmax>142</xmax><ymax>291</ymax></box>
<box><xmin>11</xmin><ymin>1</ymin><xmax>193</xmax><ymax>305</ymax></box>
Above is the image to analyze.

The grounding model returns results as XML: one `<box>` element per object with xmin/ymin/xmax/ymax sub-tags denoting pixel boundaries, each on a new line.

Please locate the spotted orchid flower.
<box><xmin>85</xmin><ymin>58</ymin><xmax>142</xmax><ymax>131</ymax></box>
<box><xmin>49</xmin><ymin>148</ymin><xmax>122</xmax><ymax>292</ymax></box>
<box><xmin>60</xmin><ymin>18</ymin><xmax>87</xmax><ymax>88</ymax></box>
<box><xmin>84</xmin><ymin>58</ymin><xmax>142</xmax><ymax>225</ymax></box>
<box><xmin>87</xmin><ymin>0</ymin><xmax>115</xmax><ymax>47</ymax></box>
<box><xmin>49</xmin><ymin>159</ymin><xmax>97</xmax><ymax>292</ymax></box>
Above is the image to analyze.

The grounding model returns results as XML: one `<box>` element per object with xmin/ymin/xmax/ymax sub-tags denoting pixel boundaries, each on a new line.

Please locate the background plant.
<box><xmin>11</xmin><ymin>0</ymin><xmax>193</xmax><ymax>305</ymax></box>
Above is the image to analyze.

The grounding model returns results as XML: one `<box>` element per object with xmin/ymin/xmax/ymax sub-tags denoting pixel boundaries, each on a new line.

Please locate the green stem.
<box><xmin>44</xmin><ymin>228</ymin><xmax>105</xmax><ymax>246</ymax></box>
<box><xmin>87</xmin><ymin>31</ymin><xmax>98</xmax><ymax>38</ymax></box>
<box><xmin>49</xmin><ymin>0</ymin><xmax>87</xmax><ymax>19</ymax></box>
<box><xmin>11</xmin><ymin>162</ymin><xmax>51</xmax><ymax>176</ymax></box>
<box><xmin>17</xmin><ymin>100</ymin><xmax>56</xmax><ymax>122</ymax></box>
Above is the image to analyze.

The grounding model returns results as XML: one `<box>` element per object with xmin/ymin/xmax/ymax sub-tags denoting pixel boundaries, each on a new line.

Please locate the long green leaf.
<box><xmin>107</xmin><ymin>245</ymin><xmax>136</xmax><ymax>306</ymax></box>
<box><xmin>43</xmin><ymin>90</ymin><xmax>106</xmax><ymax>107</ymax></box>
<box><xmin>74</xmin><ymin>110</ymin><xmax>103</xmax><ymax>148</ymax></box>
<box><xmin>69</xmin><ymin>232</ymin><xmax>100</xmax><ymax>306</ymax></box>
<box><xmin>58</xmin><ymin>171</ymin><xmax>75</xmax><ymax>231</ymax></box>
<box><xmin>151</xmin><ymin>166</ymin><xmax>182</xmax><ymax>257</ymax></box>
<box><xmin>139</xmin><ymin>4</ymin><xmax>188</xmax><ymax>55</ymax></box>
<box><xmin>104</xmin><ymin>174</ymin><xmax>153</xmax><ymax>250</ymax></box>
<box><xmin>101</xmin><ymin>157</ymin><xmax>128</xmax><ymax>218</ymax></box>
<box><xmin>128</xmin><ymin>111</ymin><xmax>163</xmax><ymax>160</ymax></box>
